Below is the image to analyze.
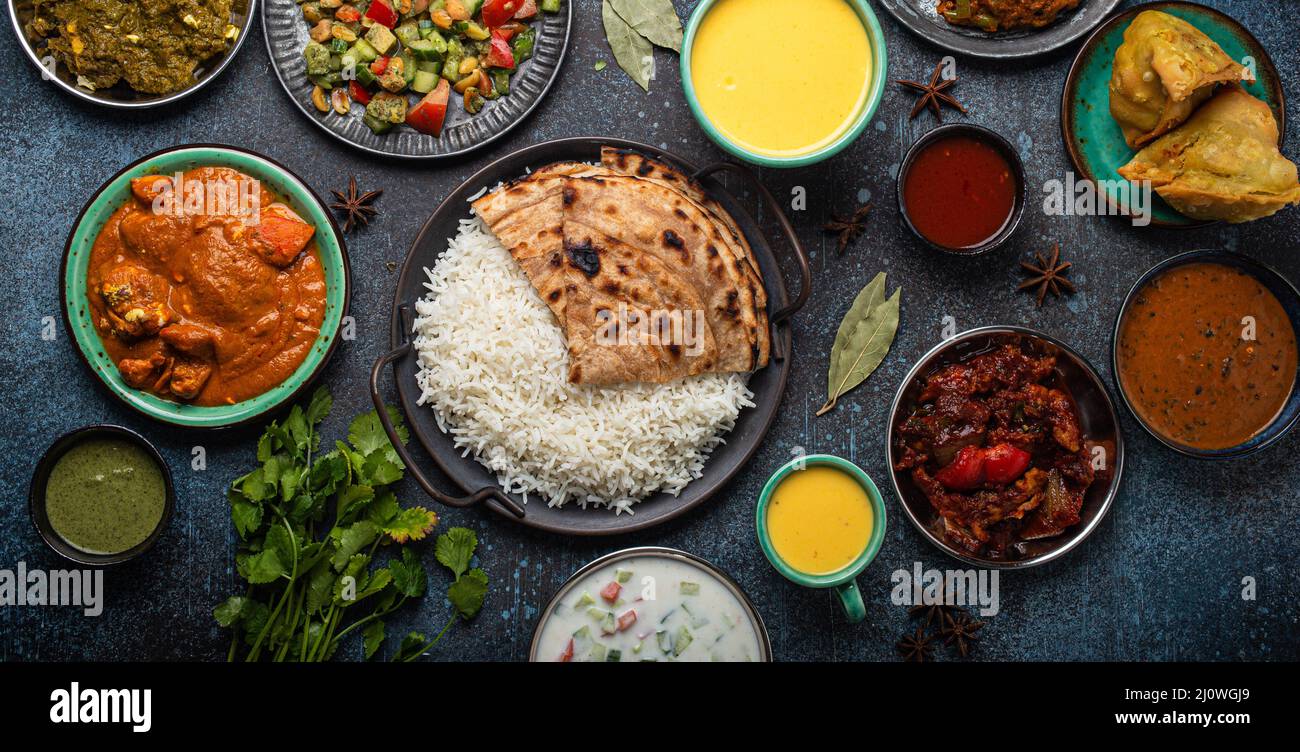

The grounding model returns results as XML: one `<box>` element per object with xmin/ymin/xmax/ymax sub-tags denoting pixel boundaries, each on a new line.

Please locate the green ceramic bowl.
<box><xmin>756</xmin><ymin>454</ymin><xmax>887</xmax><ymax>624</ymax></box>
<box><xmin>61</xmin><ymin>144</ymin><xmax>350</xmax><ymax>429</ymax></box>
<box><xmin>1061</xmin><ymin>1</ymin><xmax>1285</xmax><ymax>228</ymax></box>
<box><xmin>680</xmin><ymin>0</ymin><xmax>888</xmax><ymax>168</ymax></box>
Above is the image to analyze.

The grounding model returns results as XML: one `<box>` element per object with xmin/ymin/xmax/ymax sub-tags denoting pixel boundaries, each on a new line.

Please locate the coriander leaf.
<box><xmin>357</xmin><ymin>569</ymin><xmax>392</xmax><ymax>601</ymax></box>
<box><xmin>332</xmin><ymin>521</ymin><xmax>378</xmax><ymax>571</ymax></box>
<box><xmin>240</xmin><ymin>600</ymin><xmax>270</xmax><ymax>647</ymax></box>
<box><xmin>392</xmin><ymin>631</ymin><xmax>428</xmax><ymax>662</ymax></box>
<box><xmin>335</xmin><ymin>484</ymin><xmax>375</xmax><ymax>523</ymax></box>
<box><xmin>448</xmin><ymin>568</ymin><xmax>488</xmax><ymax>619</ymax></box>
<box><xmin>305</xmin><ymin>386</ymin><xmax>333</xmax><ymax>428</ymax></box>
<box><xmin>363</xmin><ymin>620</ymin><xmax>385</xmax><ymax>660</ymax></box>
<box><xmin>213</xmin><ymin>596</ymin><xmax>249</xmax><ymax>627</ymax></box>
<box><xmin>383</xmin><ymin>507</ymin><xmax>438</xmax><ymax>544</ymax></box>
<box><xmin>240</xmin><ymin>466</ymin><xmax>274</xmax><ymax>502</ymax></box>
<box><xmin>279</xmin><ymin>466</ymin><xmax>302</xmax><ymax>503</ymax></box>
<box><xmin>334</xmin><ymin>554</ymin><xmax>371</xmax><ymax>604</ymax></box>
<box><xmin>366</xmin><ymin>490</ymin><xmax>401</xmax><ymax>528</ymax></box>
<box><xmin>230</xmin><ymin>497</ymin><xmax>263</xmax><ymax>540</ymax></box>
<box><xmin>242</xmin><ymin>549</ymin><xmax>286</xmax><ymax>584</ymax></box>
<box><xmin>360</xmin><ymin>451</ymin><xmax>404</xmax><ymax>486</ymax></box>
<box><xmin>309</xmin><ymin>451</ymin><xmax>349</xmax><ymax>497</ymax></box>
<box><xmin>348</xmin><ymin>407</ymin><xmax>407</xmax><ymax>460</ymax></box>
<box><xmin>305</xmin><ymin>558</ymin><xmax>336</xmax><ymax>615</ymax></box>
<box><xmin>388</xmin><ymin>547</ymin><xmax>427</xmax><ymax>598</ymax></box>
<box><xmin>256</xmin><ymin>432</ymin><xmax>274</xmax><ymax>463</ymax></box>
<box><xmin>435</xmin><ymin>527</ymin><xmax>477</xmax><ymax>580</ymax></box>
<box><xmin>286</xmin><ymin>406</ymin><xmax>310</xmax><ymax>460</ymax></box>
<box><xmin>264</xmin><ymin>524</ymin><xmax>297</xmax><ymax>573</ymax></box>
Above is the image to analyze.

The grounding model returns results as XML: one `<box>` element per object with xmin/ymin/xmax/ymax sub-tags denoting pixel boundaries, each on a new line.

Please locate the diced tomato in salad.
<box><xmin>616</xmin><ymin>610</ymin><xmax>637</xmax><ymax>632</ymax></box>
<box><xmin>481</xmin><ymin>0</ymin><xmax>522</xmax><ymax>27</ymax></box>
<box><xmin>369</xmin><ymin>56</ymin><xmax>389</xmax><ymax>75</ymax></box>
<box><xmin>599</xmin><ymin>581</ymin><xmax>621</xmax><ymax>604</ymax></box>
<box><xmin>494</xmin><ymin>21</ymin><xmax>526</xmax><ymax>40</ymax></box>
<box><xmin>485</xmin><ymin>30</ymin><xmax>516</xmax><ymax>69</ymax></box>
<box><xmin>558</xmin><ymin>638</ymin><xmax>574</xmax><ymax>662</ymax></box>
<box><xmin>514</xmin><ymin>0</ymin><xmax>538</xmax><ymax>20</ymax></box>
<box><xmin>364</xmin><ymin>0</ymin><xmax>399</xmax><ymax>28</ymax></box>
<box><xmin>405</xmin><ymin>79</ymin><xmax>450</xmax><ymax>135</ymax></box>
<box><xmin>349</xmin><ymin>80</ymin><xmax>372</xmax><ymax>105</ymax></box>
<box><xmin>335</xmin><ymin>4</ymin><xmax>361</xmax><ymax>23</ymax></box>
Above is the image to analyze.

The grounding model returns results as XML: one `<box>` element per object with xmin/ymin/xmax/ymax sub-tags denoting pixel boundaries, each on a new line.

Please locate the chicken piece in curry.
<box><xmin>87</xmin><ymin>166</ymin><xmax>326</xmax><ymax>406</ymax></box>
<box><xmin>936</xmin><ymin>0</ymin><xmax>1081</xmax><ymax>33</ymax></box>
<box><xmin>893</xmin><ymin>344</ymin><xmax>1095</xmax><ymax>559</ymax></box>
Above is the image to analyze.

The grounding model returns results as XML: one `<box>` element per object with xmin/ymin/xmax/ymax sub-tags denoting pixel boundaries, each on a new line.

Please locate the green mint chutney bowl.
<box><xmin>756</xmin><ymin>454</ymin><xmax>888</xmax><ymax>624</ymax></box>
<box><xmin>61</xmin><ymin>144</ymin><xmax>351</xmax><ymax>429</ymax></box>
<box><xmin>680</xmin><ymin>0</ymin><xmax>888</xmax><ymax>168</ymax></box>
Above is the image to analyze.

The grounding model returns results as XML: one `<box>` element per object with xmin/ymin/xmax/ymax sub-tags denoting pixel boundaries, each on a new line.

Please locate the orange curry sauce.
<box><xmin>1118</xmin><ymin>262</ymin><xmax>1298</xmax><ymax>450</ymax></box>
<box><xmin>87</xmin><ymin>166</ymin><xmax>326</xmax><ymax>406</ymax></box>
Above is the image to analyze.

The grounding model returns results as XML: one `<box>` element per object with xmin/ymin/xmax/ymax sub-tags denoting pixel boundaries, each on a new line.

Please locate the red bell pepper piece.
<box><xmin>364</xmin><ymin>0</ymin><xmax>398</xmax><ymax>28</ymax></box>
<box><xmin>349</xmin><ymin>80</ymin><xmax>372</xmax><ymax>105</ymax></box>
<box><xmin>934</xmin><ymin>445</ymin><xmax>986</xmax><ymax>491</ymax></box>
<box><xmin>481</xmin><ymin>0</ymin><xmax>521</xmax><ymax>26</ymax></box>
<box><xmin>485</xmin><ymin>30</ymin><xmax>516</xmax><ymax>69</ymax></box>
<box><xmin>983</xmin><ymin>443</ymin><xmax>1032</xmax><ymax>484</ymax></box>
<box><xmin>599</xmin><ymin>581</ymin><xmax>621</xmax><ymax>604</ymax></box>
<box><xmin>405</xmin><ymin>79</ymin><xmax>450</xmax><ymax>135</ymax></box>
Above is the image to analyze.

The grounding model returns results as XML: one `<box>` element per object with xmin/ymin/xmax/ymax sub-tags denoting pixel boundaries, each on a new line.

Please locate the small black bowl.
<box><xmin>29</xmin><ymin>425</ymin><xmax>175</xmax><ymax>566</ymax></box>
<box><xmin>896</xmin><ymin>123</ymin><xmax>1027</xmax><ymax>256</ymax></box>
<box><xmin>1112</xmin><ymin>250</ymin><xmax>1300</xmax><ymax>459</ymax></box>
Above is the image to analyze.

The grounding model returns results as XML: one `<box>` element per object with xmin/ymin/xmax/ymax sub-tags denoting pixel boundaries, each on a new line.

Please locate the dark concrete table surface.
<box><xmin>2</xmin><ymin>0</ymin><xmax>1296</xmax><ymax>662</ymax></box>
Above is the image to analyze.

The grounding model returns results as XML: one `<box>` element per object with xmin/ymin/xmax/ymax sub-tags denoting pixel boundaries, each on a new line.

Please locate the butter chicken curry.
<box><xmin>87</xmin><ymin>166</ymin><xmax>326</xmax><ymax>406</ymax></box>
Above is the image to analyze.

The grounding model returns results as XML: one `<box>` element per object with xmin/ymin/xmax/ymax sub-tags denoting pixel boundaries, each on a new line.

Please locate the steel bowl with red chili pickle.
<box><xmin>887</xmin><ymin>327</ymin><xmax>1124</xmax><ymax>568</ymax></box>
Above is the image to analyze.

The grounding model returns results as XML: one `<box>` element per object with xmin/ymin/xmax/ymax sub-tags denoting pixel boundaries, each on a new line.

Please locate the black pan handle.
<box><xmin>693</xmin><ymin>161</ymin><xmax>812</xmax><ymax>332</ymax></box>
<box><xmin>368</xmin><ymin>325</ymin><xmax>526</xmax><ymax>519</ymax></box>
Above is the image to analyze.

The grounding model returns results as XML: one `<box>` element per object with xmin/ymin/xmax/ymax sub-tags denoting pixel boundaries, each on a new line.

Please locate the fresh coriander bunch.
<box><xmin>213</xmin><ymin>387</ymin><xmax>487</xmax><ymax>662</ymax></box>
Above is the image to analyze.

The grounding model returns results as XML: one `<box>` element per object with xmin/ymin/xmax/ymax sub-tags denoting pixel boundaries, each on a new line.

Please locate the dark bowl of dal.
<box><xmin>29</xmin><ymin>424</ymin><xmax>175</xmax><ymax>566</ymax></box>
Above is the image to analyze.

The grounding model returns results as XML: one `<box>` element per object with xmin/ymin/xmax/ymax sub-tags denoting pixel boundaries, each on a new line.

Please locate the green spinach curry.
<box><xmin>26</xmin><ymin>0</ymin><xmax>237</xmax><ymax>95</ymax></box>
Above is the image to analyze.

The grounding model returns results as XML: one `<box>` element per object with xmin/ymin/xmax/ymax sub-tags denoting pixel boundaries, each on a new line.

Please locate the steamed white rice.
<box><xmin>412</xmin><ymin>218</ymin><xmax>754</xmax><ymax>514</ymax></box>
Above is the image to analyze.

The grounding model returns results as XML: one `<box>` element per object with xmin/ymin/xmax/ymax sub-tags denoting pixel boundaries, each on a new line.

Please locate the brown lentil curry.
<box><xmin>1118</xmin><ymin>262</ymin><xmax>1298</xmax><ymax>450</ymax></box>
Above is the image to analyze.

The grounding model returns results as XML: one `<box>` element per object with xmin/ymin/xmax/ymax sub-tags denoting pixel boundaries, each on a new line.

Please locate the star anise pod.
<box><xmin>896</xmin><ymin>625</ymin><xmax>936</xmax><ymax>663</ymax></box>
<box><xmin>896</xmin><ymin>61</ymin><xmax>967</xmax><ymax>121</ymax></box>
<box><xmin>909</xmin><ymin>602</ymin><xmax>960</xmax><ymax>631</ymax></box>
<box><xmin>824</xmin><ymin>203</ymin><xmax>871</xmax><ymax>255</ymax></box>
<box><xmin>940</xmin><ymin>611</ymin><xmax>985</xmax><ymax>658</ymax></box>
<box><xmin>330</xmin><ymin>176</ymin><xmax>383</xmax><ymax>234</ymax></box>
<box><xmin>1019</xmin><ymin>243</ymin><xmax>1076</xmax><ymax>308</ymax></box>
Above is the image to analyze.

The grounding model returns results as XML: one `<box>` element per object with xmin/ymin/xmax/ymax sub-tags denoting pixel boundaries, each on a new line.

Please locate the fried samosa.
<box><xmin>1109</xmin><ymin>10</ymin><xmax>1250</xmax><ymax>149</ymax></box>
<box><xmin>1118</xmin><ymin>86</ymin><xmax>1300</xmax><ymax>223</ymax></box>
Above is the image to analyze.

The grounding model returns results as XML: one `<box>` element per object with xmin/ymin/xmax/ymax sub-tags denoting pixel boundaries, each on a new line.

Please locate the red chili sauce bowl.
<box><xmin>896</xmin><ymin>124</ymin><xmax>1026</xmax><ymax>255</ymax></box>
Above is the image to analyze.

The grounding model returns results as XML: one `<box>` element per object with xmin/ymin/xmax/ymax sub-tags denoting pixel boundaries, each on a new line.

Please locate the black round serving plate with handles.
<box><xmin>263</xmin><ymin>0</ymin><xmax>571</xmax><ymax>160</ymax></box>
<box><xmin>369</xmin><ymin>137</ymin><xmax>811</xmax><ymax>535</ymax></box>
<box><xmin>874</xmin><ymin>0</ymin><xmax>1121</xmax><ymax>60</ymax></box>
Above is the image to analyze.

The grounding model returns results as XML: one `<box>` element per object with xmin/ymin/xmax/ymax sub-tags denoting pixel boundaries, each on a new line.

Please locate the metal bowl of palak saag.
<box><xmin>8</xmin><ymin>0</ymin><xmax>257</xmax><ymax>109</ymax></box>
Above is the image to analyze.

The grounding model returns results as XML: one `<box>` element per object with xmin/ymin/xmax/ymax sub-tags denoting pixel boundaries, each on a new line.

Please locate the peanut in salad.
<box><xmin>300</xmin><ymin>0</ymin><xmax>561</xmax><ymax>136</ymax></box>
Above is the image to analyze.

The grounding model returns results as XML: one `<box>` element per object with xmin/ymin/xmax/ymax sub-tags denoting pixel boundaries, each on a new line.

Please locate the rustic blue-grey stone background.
<box><xmin>1</xmin><ymin>0</ymin><xmax>1296</xmax><ymax>661</ymax></box>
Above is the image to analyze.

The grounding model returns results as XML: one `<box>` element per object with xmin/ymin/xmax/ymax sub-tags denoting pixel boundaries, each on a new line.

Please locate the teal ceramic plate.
<box><xmin>61</xmin><ymin>145</ymin><xmax>351</xmax><ymax>429</ymax></box>
<box><xmin>1061</xmin><ymin>1</ymin><xmax>1285</xmax><ymax>228</ymax></box>
<box><xmin>680</xmin><ymin>0</ymin><xmax>887</xmax><ymax>168</ymax></box>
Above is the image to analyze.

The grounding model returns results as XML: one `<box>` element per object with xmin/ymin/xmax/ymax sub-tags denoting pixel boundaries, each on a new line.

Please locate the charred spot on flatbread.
<box><xmin>564</xmin><ymin>239</ymin><xmax>601</xmax><ymax>277</ymax></box>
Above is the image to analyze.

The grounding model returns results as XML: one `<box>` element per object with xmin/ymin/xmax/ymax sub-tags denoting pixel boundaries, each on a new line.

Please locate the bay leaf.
<box><xmin>602</xmin><ymin>0</ymin><xmax>655</xmax><ymax>91</ymax></box>
<box><xmin>817</xmin><ymin>272</ymin><xmax>901</xmax><ymax>416</ymax></box>
<box><xmin>609</xmin><ymin>0</ymin><xmax>684</xmax><ymax>52</ymax></box>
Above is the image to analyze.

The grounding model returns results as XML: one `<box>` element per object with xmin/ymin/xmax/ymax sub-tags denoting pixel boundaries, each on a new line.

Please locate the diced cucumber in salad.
<box><xmin>298</xmin><ymin>0</ymin><xmax>563</xmax><ymax>136</ymax></box>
